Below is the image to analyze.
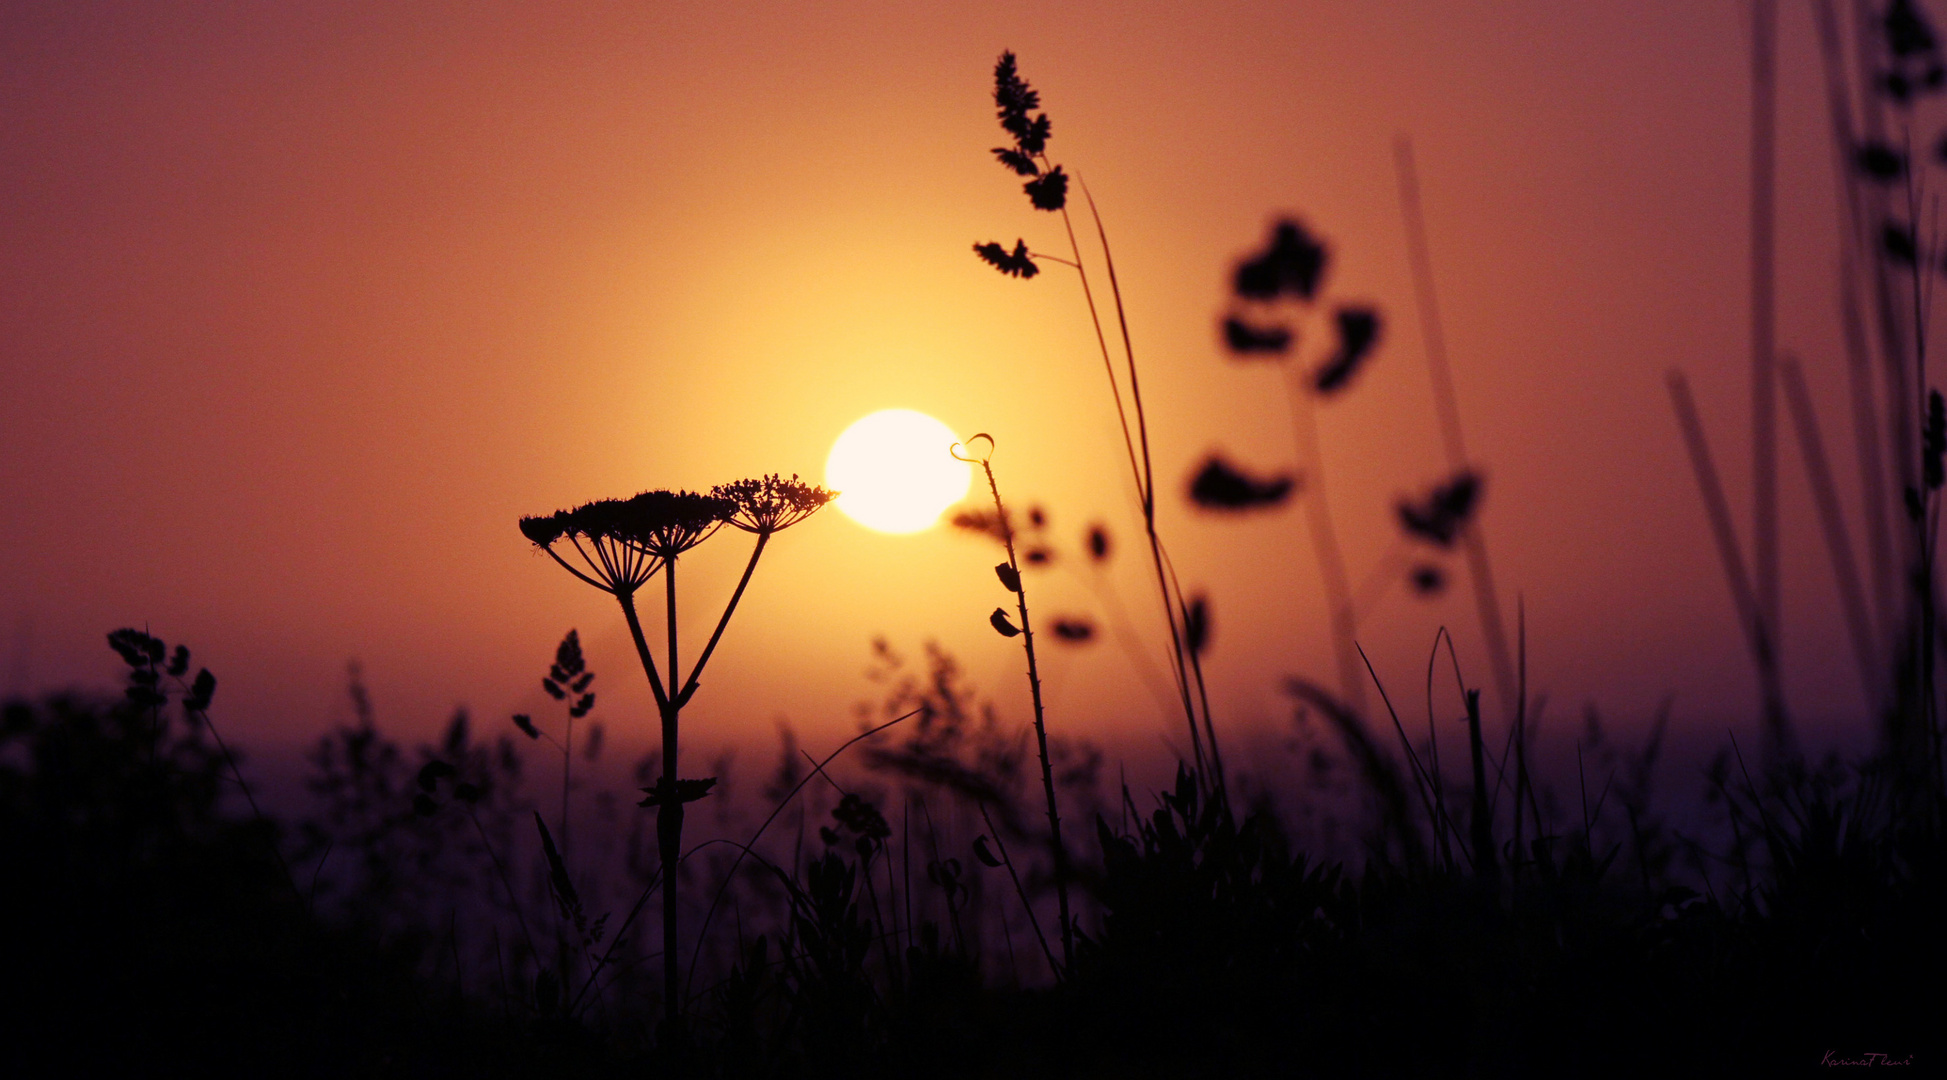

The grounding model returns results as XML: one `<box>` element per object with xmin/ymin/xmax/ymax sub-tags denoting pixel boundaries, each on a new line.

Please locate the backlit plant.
<box><xmin>519</xmin><ymin>474</ymin><xmax>832</xmax><ymax>1024</ymax></box>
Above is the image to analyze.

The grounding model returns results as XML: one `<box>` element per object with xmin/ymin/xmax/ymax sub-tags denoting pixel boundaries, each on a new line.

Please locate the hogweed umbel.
<box><xmin>519</xmin><ymin>475</ymin><xmax>831</xmax><ymax>1025</ymax></box>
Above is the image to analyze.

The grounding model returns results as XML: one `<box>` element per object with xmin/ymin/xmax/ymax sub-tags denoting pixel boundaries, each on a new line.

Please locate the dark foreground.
<box><xmin>3</xmin><ymin>683</ymin><xmax>1940</xmax><ymax>1079</ymax></box>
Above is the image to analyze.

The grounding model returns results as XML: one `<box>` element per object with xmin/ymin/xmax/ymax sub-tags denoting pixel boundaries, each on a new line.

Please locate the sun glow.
<box><xmin>825</xmin><ymin>410</ymin><xmax>972</xmax><ymax>533</ymax></box>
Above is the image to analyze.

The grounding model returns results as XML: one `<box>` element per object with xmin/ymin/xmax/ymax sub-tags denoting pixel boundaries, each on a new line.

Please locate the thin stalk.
<box><xmin>1423</xmin><ymin>628</ymin><xmax>1456</xmax><ymax>872</ymax></box>
<box><xmin>1512</xmin><ymin>599</ymin><xmax>1536</xmax><ymax>870</ymax></box>
<box><xmin>1158</xmin><ymin>544</ymin><xmax>1228</xmax><ymax>797</ymax></box>
<box><xmin>1037</xmin><ymin>165</ymin><xmax>1210</xmax><ymax>789</ymax></box>
<box><xmin>1394</xmin><ymin>137</ymin><xmax>1519</xmax><ymax>724</ymax></box>
<box><xmin>616</xmin><ymin>590</ymin><xmax>673</xmax><ymax>714</ymax></box>
<box><xmin>190</xmin><ymin>696</ymin><xmax>303</xmax><ymax>905</ymax></box>
<box><xmin>677</xmin><ymin>531</ymin><xmax>770</xmax><ymax>708</ymax></box>
<box><xmin>971</xmin><ymin>444</ymin><xmax>1073</xmax><ymax>973</ymax></box>
<box><xmin>1282</xmin><ymin>361</ymin><xmax>1365</xmax><ymax>713</ymax></box>
<box><xmin>660</xmin><ymin>558</ymin><xmax>681</xmax><ymax>1026</ymax></box>
<box><xmin>1081</xmin><ymin>180</ymin><xmax>1217</xmax><ymax>787</ymax></box>
<box><xmin>681</xmin><ymin>709</ymin><xmax>917</xmax><ymax>1002</ymax></box>
<box><xmin>1780</xmin><ymin>355</ymin><xmax>1882</xmax><ymax>707</ymax></box>
<box><xmin>1813</xmin><ymin>0</ymin><xmax>1898</xmax><ymax>645</ymax></box>
<box><xmin>1668</xmin><ymin>371</ymin><xmax>1791</xmax><ymax>748</ymax></box>
<box><xmin>1051</xmin><ymin>179</ymin><xmax>1144</xmax><ymax>506</ymax></box>
<box><xmin>978</xmin><ymin>801</ymin><xmax>1059</xmax><ymax>981</ymax></box>
<box><xmin>1360</xmin><ymin>643</ymin><xmax>1457</xmax><ymax>861</ymax></box>
<box><xmin>465</xmin><ymin>806</ymin><xmax>540</xmax><ymax>965</ymax></box>
<box><xmin>1463</xmin><ymin>686</ymin><xmax>1498</xmax><ymax>885</ymax></box>
<box><xmin>1752</xmin><ymin>0</ymin><xmax>1780</xmax><ymax>652</ymax></box>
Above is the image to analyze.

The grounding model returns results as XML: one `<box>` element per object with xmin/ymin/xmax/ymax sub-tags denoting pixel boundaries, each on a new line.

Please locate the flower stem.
<box><xmin>977</xmin><ymin>452</ymin><xmax>1073</xmax><ymax>974</ymax></box>
<box><xmin>677</xmin><ymin>530</ymin><xmax>770</xmax><ymax>707</ymax></box>
<box><xmin>660</xmin><ymin>558</ymin><xmax>682</xmax><ymax>1026</ymax></box>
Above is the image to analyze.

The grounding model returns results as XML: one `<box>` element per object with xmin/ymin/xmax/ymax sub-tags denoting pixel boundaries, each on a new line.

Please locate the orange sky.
<box><xmin>0</xmin><ymin>2</ymin><xmax>1913</xmax><ymax>782</ymax></box>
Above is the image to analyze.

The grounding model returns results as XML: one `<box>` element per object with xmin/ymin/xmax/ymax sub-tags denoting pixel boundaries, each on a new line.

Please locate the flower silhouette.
<box><xmin>713</xmin><ymin>474</ymin><xmax>835</xmax><ymax>535</ymax></box>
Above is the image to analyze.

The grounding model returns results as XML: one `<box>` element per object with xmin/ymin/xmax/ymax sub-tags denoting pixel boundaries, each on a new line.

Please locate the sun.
<box><xmin>825</xmin><ymin>410</ymin><xmax>973</xmax><ymax>533</ymax></box>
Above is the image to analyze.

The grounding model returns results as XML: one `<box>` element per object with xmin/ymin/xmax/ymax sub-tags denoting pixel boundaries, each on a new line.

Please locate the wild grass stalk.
<box><xmin>975</xmin><ymin>51</ymin><xmax>1218</xmax><ymax>793</ymax></box>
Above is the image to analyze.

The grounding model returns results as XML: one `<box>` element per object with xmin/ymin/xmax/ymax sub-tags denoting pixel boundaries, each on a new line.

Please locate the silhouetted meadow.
<box><xmin>9</xmin><ymin>26</ymin><xmax>1947</xmax><ymax>1079</ymax></box>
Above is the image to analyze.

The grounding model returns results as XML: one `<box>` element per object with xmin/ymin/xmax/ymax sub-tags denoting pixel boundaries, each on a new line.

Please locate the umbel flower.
<box><xmin>518</xmin><ymin>475</ymin><xmax>830</xmax><ymax>1026</ymax></box>
<box><xmin>712</xmin><ymin>473</ymin><xmax>835</xmax><ymax>535</ymax></box>
<box><xmin>517</xmin><ymin>489</ymin><xmax>728</xmax><ymax>595</ymax></box>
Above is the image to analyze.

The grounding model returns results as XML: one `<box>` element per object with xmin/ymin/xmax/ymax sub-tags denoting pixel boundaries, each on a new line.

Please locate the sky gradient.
<box><xmin>0</xmin><ymin>1</ymin><xmax>1907</xmax><ymax>785</ymax></box>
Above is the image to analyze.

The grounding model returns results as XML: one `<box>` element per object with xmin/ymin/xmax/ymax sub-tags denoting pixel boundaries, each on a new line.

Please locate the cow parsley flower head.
<box><xmin>712</xmin><ymin>474</ymin><xmax>835</xmax><ymax>535</ymax></box>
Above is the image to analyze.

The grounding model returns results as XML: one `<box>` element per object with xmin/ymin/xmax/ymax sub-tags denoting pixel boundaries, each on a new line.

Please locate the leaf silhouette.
<box><xmin>534</xmin><ymin>812</ymin><xmax>582</xmax><ymax>920</ymax></box>
<box><xmin>1051</xmin><ymin>618</ymin><xmax>1096</xmax><ymax>642</ymax></box>
<box><xmin>973</xmin><ymin>239</ymin><xmax>1040</xmax><ymax>279</ymax></box>
<box><xmin>1189</xmin><ymin>455</ymin><xmax>1296</xmax><ymax>510</ymax></box>
<box><xmin>185</xmin><ymin>669</ymin><xmax>216</xmax><ymax>711</ymax></box>
<box><xmin>1234</xmin><ymin>219</ymin><xmax>1327</xmax><ymax>301</ymax></box>
<box><xmin>1024</xmin><ymin>166</ymin><xmax>1068</xmax><ymax>211</ymax></box>
<box><xmin>1410</xmin><ymin>564</ymin><xmax>1447</xmax><ymax>595</ymax></box>
<box><xmin>973</xmin><ymin>834</ymin><xmax>1003</xmax><ymax>868</ymax></box>
<box><xmin>1313</xmin><ymin>307</ymin><xmax>1381</xmax><ymax>394</ymax></box>
<box><xmin>992</xmin><ymin>146</ymin><xmax>1040</xmax><ymax>176</ymax></box>
<box><xmin>1884</xmin><ymin>221</ymin><xmax>1918</xmax><ymax>265</ymax></box>
<box><xmin>995</xmin><ymin>563</ymin><xmax>1022</xmax><ymax>593</ymax></box>
<box><xmin>1018</xmin><ymin>114</ymin><xmax>1051</xmax><ymax>155</ymax></box>
<box><xmin>1086</xmin><ymin>524</ymin><xmax>1110</xmax><ymax>561</ymax></box>
<box><xmin>1856</xmin><ymin>142</ymin><xmax>1908</xmax><ymax>182</ymax></box>
<box><xmin>834</xmin><ymin>792</ymin><xmax>892</xmax><ymax>841</ymax></box>
<box><xmin>993</xmin><ymin>51</ymin><xmax>1041</xmax><ymax>120</ymax></box>
<box><xmin>1398</xmin><ymin>471</ymin><xmax>1483</xmax><ymax>547</ymax></box>
<box><xmin>416</xmin><ymin>760</ymin><xmax>457</xmax><ymax>793</ymax></box>
<box><xmin>1887</xmin><ymin>0</ymin><xmax>1938</xmax><ymax>59</ymax></box>
<box><xmin>1222</xmin><ymin>315</ymin><xmax>1293</xmax><ymax>356</ymax></box>
<box><xmin>1184</xmin><ymin>595</ymin><xmax>1210</xmax><ymax>656</ymax></box>
<box><xmin>990</xmin><ymin>608</ymin><xmax>1021</xmax><ymax>637</ymax></box>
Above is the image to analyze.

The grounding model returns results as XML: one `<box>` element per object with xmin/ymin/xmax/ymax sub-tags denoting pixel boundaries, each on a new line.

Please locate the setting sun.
<box><xmin>825</xmin><ymin>409</ymin><xmax>972</xmax><ymax>533</ymax></box>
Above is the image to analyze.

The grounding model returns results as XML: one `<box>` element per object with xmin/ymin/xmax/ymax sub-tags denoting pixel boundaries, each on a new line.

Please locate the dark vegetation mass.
<box><xmin>10</xmin><ymin>18</ymin><xmax>1947</xmax><ymax>1077</ymax></box>
<box><xmin>6</xmin><ymin>630</ymin><xmax>1941</xmax><ymax>1077</ymax></box>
